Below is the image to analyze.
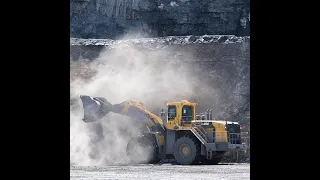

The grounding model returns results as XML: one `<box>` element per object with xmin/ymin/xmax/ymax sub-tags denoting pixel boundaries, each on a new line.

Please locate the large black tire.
<box><xmin>126</xmin><ymin>135</ymin><xmax>159</xmax><ymax>164</ymax></box>
<box><xmin>173</xmin><ymin>136</ymin><xmax>201</xmax><ymax>165</ymax></box>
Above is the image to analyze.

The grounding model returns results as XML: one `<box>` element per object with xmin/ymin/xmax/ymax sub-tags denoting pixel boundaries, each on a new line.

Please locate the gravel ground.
<box><xmin>70</xmin><ymin>163</ymin><xmax>250</xmax><ymax>180</ymax></box>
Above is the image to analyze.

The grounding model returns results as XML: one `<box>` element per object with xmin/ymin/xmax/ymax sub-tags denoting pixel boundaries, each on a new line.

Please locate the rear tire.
<box><xmin>173</xmin><ymin>136</ymin><xmax>200</xmax><ymax>165</ymax></box>
<box><xmin>201</xmin><ymin>151</ymin><xmax>225</xmax><ymax>165</ymax></box>
<box><xmin>126</xmin><ymin>135</ymin><xmax>158</xmax><ymax>164</ymax></box>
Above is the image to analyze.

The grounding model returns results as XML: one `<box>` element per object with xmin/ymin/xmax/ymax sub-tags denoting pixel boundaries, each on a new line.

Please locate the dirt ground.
<box><xmin>70</xmin><ymin>163</ymin><xmax>250</xmax><ymax>180</ymax></box>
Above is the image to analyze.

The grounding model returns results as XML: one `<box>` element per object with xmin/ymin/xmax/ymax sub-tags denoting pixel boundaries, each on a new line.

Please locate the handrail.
<box><xmin>190</xmin><ymin>127</ymin><xmax>207</xmax><ymax>145</ymax></box>
<box><xmin>198</xmin><ymin>126</ymin><xmax>207</xmax><ymax>135</ymax></box>
<box><xmin>190</xmin><ymin>120</ymin><xmax>247</xmax><ymax>145</ymax></box>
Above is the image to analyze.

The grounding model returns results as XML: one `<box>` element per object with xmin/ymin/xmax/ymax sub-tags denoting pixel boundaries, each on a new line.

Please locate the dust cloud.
<box><xmin>70</xmin><ymin>35</ymin><xmax>204</xmax><ymax>166</ymax></box>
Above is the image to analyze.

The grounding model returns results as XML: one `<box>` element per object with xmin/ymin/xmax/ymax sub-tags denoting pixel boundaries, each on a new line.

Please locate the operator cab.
<box><xmin>164</xmin><ymin>100</ymin><xmax>196</xmax><ymax>129</ymax></box>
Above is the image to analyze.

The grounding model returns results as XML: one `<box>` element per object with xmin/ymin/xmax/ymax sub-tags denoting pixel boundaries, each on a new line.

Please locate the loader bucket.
<box><xmin>79</xmin><ymin>95</ymin><xmax>113</xmax><ymax>123</ymax></box>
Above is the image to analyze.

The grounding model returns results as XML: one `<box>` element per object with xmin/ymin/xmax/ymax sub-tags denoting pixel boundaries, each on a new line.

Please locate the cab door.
<box><xmin>181</xmin><ymin>105</ymin><xmax>193</xmax><ymax>127</ymax></box>
<box><xmin>166</xmin><ymin>105</ymin><xmax>181</xmax><ymax>130</ymax></box>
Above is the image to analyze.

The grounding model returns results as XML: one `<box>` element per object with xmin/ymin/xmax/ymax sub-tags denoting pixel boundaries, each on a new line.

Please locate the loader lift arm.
<box><xmin>79</xmin><ymin>95</ymin><xmax>165</xmax><ymax>132</ymax></box>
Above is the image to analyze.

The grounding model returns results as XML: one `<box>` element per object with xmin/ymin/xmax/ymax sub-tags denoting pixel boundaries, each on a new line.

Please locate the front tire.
<box><xmin>173</xmin><ymin>136</ymin><xmax>200</xmax><ymax>165</ymax></box>
<box><xmin>126</xmin><ymin>135</ymin><xmax>158</xmax><ymax>164</ymax></box>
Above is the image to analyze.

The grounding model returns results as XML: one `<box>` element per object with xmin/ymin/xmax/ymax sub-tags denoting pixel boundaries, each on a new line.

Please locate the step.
<box><xmin>191</xmin><ymin>127</ymin><xmax>207</xmax><ymax>145</ymax></box>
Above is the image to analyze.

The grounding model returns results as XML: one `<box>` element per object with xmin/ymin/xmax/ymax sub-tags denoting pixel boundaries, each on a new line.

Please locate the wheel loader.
<box><xmin>79</xmin><ymin>95</ymin><xmax>247</xmax><ymax>165</ymax></box>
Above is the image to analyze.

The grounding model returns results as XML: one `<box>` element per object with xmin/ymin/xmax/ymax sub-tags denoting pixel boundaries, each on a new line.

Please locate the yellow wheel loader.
<box><xmin>79</xmin><ymin>95</ymin><xmax>247</xmax><ymax>165</ymax></box>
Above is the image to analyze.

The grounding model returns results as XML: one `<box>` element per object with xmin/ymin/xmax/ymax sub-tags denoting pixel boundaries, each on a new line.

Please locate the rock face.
<box><xmin>70</xmin><ymin>0</ymin><xmax>250</xmax><ymax>39</ymax></box>
<box><xmin>70</xmin><ymin>35</ymin><xmax>250</xmax><ymax>121</ymax></box>
<box><xmin>70</xmin><ymin>35</ymin><xmax>249</xmax><ymax>59</ymax></box>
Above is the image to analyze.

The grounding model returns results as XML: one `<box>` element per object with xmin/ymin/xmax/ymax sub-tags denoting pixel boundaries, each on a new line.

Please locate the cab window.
<box><xmin>168</xmin><ymin>105</ymin><xmax>176</xmax><ymax>120</ymax></box>
<box><xmin>182</xmin><ymin>105</ymin><xmax>193</xmax><ymax>124</ymax></box>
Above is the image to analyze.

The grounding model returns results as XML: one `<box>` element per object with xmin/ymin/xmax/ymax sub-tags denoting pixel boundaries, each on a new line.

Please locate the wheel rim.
<box><xmin>180</xmin><ymin>144</ymin><xmax>191</xmax><ymax>157</ymax></box>
<box><xmin>133</xmin><ymin>144</ymin><xmax>147</xmax><ymax>157</ymax></box>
